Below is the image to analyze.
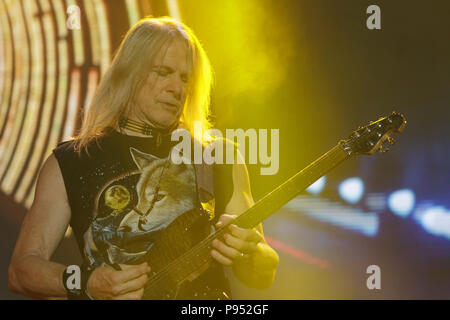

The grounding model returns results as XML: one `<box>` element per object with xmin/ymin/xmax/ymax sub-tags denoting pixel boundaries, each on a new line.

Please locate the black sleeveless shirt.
<box><xmin>52</xmin><ymin>129</ymin><xmax>234</xmax><ymax>299</ymax></box>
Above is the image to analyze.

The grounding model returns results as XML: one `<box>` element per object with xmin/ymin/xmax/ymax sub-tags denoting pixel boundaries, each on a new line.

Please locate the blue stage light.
<box><xmin>306</xmin><ymin>176</ymin><xmax>326</xmax><ymax>195</ymax></box>
<box><xmin>387</xmin><ymin>189</ymin><xmax>415</xmax><ymax>217</ymax></box>
<box><xmin>416</xmin><ymin>206</ymin><xmax>450</xmax><ymax>240</ymax></box>
<box><xmin>338</xmin><ymin>177</ymin><xmax>364</xmax><ymax>204</ymax></box>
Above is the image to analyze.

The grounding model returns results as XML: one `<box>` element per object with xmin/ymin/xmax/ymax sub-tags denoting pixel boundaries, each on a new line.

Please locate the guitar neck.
<box><xmin>233</xmin><ymin>143</ymin><xmax>349</xmax><ymax>229</ymax></box>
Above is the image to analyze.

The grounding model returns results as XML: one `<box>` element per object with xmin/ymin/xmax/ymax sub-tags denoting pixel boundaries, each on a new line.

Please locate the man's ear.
<box><xmin>129</xmin><ymin>147</ymin><xmax>160</xmax><ymax>170</ymax></box>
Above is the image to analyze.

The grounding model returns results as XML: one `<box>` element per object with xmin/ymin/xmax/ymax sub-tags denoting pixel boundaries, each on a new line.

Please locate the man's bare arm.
<box><xmin>8</xmin><ymin>154</ymin><xmax>72</xmax><ymax>299</ymax></box>
<box><xmin>8</xmin><ymin>153</ymin><xmax>152</xmax><ymax>300</ymax></box>
<box><xmin>211</xmin><ymin>150</ymin><xmax>279</xmax><ymax>289</ymax></box>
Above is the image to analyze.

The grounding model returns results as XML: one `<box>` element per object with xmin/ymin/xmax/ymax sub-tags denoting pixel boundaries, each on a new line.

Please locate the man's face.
<box><xmin>132</xmin><ymin>39</ymin><xmax>190</xmax><ymax>128</ymax></box>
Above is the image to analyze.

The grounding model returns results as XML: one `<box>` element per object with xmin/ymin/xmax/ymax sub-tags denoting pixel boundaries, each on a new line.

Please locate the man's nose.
<box><xmin>166</xmin><ymin>74</ymin><xmax>184</xmax><ymax>100</ymax></box>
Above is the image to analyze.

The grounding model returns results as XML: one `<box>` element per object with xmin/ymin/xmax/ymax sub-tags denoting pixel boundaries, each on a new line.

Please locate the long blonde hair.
<box><xmin>73</xmin><ymin>17</ymin><xmax>213</xmax><ymax>154</ymax></box>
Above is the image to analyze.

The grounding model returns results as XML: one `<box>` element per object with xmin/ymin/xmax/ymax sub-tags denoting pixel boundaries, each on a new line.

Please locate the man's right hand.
<box><xmin>87</xmin><ymin>262</ymin><xmax>151</xmax><ymax>300</ymax></box>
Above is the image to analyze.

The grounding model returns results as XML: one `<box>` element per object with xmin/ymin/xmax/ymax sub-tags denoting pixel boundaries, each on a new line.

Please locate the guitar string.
<box><xmin>144</xmin><ymin>144</ymin><xmax>347</xmax><ymax>292</ymax></box>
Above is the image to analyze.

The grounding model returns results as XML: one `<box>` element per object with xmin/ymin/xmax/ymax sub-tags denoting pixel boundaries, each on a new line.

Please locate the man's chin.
<box><xmin>153</xmin><ymin>114</ymin><xmax>180</xmax><ymax>130</ymax></box>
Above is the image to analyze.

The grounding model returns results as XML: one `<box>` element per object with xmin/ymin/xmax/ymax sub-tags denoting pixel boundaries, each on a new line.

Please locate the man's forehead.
<box><xmin>152</xmin><ymin>40</ymin><xmax>190</xmax><ymax>69</ymax></box>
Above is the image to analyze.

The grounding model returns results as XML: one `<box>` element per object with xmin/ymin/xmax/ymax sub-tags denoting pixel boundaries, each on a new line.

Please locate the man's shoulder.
<box><xmin>54</xmin><ymin>139</ymin><xmax>76</xmax><ymax>151</ymax></box>
<box><xmin>52</xmin><ymin>139</ymin><xmax>77</xmax><ymax>157</ymax></box>
<box><xmin>52</xmin><ymin>135</ymin><xmax>110</xmax><ymax>160</ymax></box>
<box><xmin>53</xmin><ymin>138</ymin><xmax>94</xmax><ymax>163</ymax></box>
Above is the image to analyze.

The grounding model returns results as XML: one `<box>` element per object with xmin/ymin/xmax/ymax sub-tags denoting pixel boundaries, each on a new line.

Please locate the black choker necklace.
<box><xmin>118</xmin><ymin>117</ymin><xmax>176</xmax><ymax>137</ymax></box>
<box><xmin>118</xmin><ymin>117</ymin><xmax>178</xmax><ymax>148</ymax></box>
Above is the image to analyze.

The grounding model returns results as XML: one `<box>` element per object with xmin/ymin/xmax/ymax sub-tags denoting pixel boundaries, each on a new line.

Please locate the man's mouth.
<box><xmin>159</xmin><ymin>101</ymin><xmax>179</xmax><ymax>110</ymax></box>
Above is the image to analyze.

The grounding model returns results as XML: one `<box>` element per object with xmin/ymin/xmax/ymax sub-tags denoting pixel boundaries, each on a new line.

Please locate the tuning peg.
<box><xmin>387</xmin><ymin>137</ymin><xmax>395</xmax><ymax>145</ymax></box>
<box><xmin>379</xmin><ymin>145</ymin><xmax>389</xmax><ymax>153</ymax></box>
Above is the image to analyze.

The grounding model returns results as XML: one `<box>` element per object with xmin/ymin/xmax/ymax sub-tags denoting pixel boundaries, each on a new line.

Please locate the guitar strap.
<box><xmin>194</xmin><ymin>138</ymin><xmax>236</xmax><ymax>226</ymax></box>
<box><xmin>194</xmin><ymin>156</ymin><xmax>216</xmax><ymax>223</ymax></box>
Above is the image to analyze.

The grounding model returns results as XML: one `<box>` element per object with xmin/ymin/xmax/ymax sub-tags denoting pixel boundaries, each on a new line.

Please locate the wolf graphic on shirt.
<box><xmin>83</xmin><ymin>147</ymin><xmax>197</xmax><ymax>267</ymax></box>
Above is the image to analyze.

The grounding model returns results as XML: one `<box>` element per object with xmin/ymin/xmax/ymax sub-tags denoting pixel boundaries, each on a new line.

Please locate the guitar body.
<box><xmin>138</xmin><ymin>207</ymin><xmax>213</xmax><ymax>299</ymax></box>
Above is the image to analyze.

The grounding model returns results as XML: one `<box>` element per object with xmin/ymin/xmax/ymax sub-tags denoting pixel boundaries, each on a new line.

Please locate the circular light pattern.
<box><xmin>0</xmin><ymin>0</ymin><xmax>167</xmax><ymax>210</ymax></box>
<box><xmin>387</xmin><ymin>189</ymin><xmax>415</xmax><ymax>217</ymax></box>
<box><xmin>338</xmin><ymin>177</ymin><xmax>364</xmax><ymax>204</ymax></box>
<box><xmin>306</xmin><ymin>176</ymin><xmax>326</xmax><ymax>195</ymax></box>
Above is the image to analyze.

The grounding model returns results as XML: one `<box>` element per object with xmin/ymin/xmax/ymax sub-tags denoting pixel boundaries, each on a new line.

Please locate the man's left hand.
<box><xmin>210</xmin><ymin>214</ymin><xmax>264</xmax><ymax>266</ymax></box>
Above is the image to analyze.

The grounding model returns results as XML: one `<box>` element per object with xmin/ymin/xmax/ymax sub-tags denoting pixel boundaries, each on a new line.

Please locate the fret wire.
<box><xmin>235</xmin><ymin>144</ymin><xmax>347</xmax><ymax>228</ymax></box>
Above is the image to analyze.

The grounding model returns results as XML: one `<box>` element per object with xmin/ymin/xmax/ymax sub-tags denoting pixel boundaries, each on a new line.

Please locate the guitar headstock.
<box><xmin>340</xmin><ymin>112</ymin><xmax>406</xmax><ymax>156</ymax></box>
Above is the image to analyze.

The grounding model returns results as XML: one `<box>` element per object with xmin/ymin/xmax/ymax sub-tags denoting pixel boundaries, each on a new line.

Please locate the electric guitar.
<box><xmin>140</xmin><ymin>112</ymin><xmax>407</xmax><ymax>299</ymax></box>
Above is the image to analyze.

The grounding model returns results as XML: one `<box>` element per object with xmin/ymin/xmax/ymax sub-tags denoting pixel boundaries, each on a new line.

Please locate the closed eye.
<box><xmin>153</xmin><ymin>66</ymin><xmax>172</xmax><ymax>77</ymax></box>
<box><xmin>157</xmin><ymin>70</ymin><xmax>170</xmax><ymax>77</ymax></box>
<box><xmin>152</xmin><ymin>65</ymin><xmax>189</xmax><ymax>83</ymax></box>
